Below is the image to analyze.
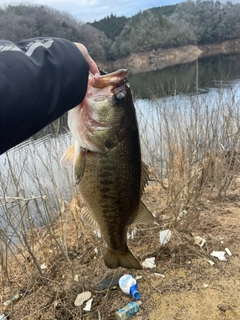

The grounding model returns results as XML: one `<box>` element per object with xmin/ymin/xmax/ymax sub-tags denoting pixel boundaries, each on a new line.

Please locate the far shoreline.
<box><xmin>98</xmin><ymin>38</ymin><xmax>240</xmax><ymax>75</ymax></box>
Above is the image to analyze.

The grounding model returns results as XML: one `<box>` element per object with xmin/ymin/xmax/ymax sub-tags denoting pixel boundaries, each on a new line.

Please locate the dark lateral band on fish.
<box><xmin>60</xmin><ymin>69</ymin><xmax>155</xmax><ymax>270</ymax></box>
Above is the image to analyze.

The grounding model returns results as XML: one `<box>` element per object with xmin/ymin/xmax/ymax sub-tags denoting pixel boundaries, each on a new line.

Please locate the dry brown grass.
<box><xmin>1</xmin><ymin>172</ymin><xmax>240</xmax><ymax>319</ymax></box>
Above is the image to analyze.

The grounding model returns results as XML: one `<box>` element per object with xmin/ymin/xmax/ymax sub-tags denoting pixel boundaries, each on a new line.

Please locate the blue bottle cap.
<box><xmin>130</xmin><ymin>283</ymin><xmax>140</xmax><ymax>300</ymax></box>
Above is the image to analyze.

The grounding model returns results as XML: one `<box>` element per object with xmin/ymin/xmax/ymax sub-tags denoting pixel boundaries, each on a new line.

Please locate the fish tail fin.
<box><xmin>104</xmin><ymin>247</ymin><xmax>142</xmax><ymax>270</ymax></box>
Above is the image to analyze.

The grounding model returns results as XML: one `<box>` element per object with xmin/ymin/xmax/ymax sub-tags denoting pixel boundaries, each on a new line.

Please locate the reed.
<box><xmin>138</xmin><ymin>83</ymin><xmax>240</xmax><ymax>230</ymax></box>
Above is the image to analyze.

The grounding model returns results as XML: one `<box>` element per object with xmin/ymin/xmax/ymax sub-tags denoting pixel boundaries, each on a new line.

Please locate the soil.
<box><xmin>0</xmin><ymin>177</ymin><xmax>240</xmax><ymax>320</ymax></box>
<box><xmin>102</xmin><ymin>38</ymin><xmax>240</xmax><ymax>74</ymax></box>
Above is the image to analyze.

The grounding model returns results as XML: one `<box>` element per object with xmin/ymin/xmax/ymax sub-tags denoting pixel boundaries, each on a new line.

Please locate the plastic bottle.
<box><xmin>119</xmin><ymin>274</ymin><xmax>140</xmax><ymax>300</ymax></box>
<box><xmin>115</xmin><ymin>301</ymin><xmax>142</xmax><ymax>320</ymax></box>
<box><xmin>3</xmin><ymin>293</ymin><xmax>22</xmax><ymax>312</ymax></box>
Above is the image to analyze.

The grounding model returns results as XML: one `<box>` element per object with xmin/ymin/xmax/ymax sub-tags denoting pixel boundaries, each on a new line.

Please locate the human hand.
<box><xmin>74</xmin><ymin>42</ymin><xmax>99</xmax><ymax>75</ymax></box>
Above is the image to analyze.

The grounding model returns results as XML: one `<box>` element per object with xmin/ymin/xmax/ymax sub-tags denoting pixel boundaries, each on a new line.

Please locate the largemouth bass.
<box><xmin>60</xmin><ymin>69</ymin><xmax>155</xmax><ymax>269</ymax></box>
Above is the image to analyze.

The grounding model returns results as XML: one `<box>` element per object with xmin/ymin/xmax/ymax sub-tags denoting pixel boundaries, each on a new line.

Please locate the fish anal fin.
<box><xmin>133</xmin><ymin>201</ymin><xmax>156</xmax><ymax>224</ymax></box>
<box><xmin>81</xmin><ymin>206</ymin><xmax>99</xmax><ymax>231</ymax></box>
<box><xmin>140</xmin><ymin>162</ymin><xmax>150</xmax><ymax>195</ymax></box>
<box><xmin>104</xmin><ymin>247</ymin><xmax>142</xmax><ymax>270</ymax></box>
<box><xmin>60</xmin><ymin>144</ymin><xmax>75</xmax><ymax>167</ymax></box>
<box><xmin>74</xmin><ymin>148</ymin><xmax>87</xmax><ymax>185</ymax></box>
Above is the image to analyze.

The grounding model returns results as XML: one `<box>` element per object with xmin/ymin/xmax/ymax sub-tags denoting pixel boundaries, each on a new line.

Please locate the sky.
<box><xmin>2</xmin><ymin>0</ymin><xmax>185</xmax><ymax>23</ymax></box>
<box><xmin>3</xmin><ymin>0</ymin><xmax>240</xmax><ymax>23</ymax></box>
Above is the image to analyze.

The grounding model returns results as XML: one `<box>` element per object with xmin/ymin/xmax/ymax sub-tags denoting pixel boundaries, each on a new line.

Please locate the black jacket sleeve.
<box><xmin>0</xmin><ymin>37</ymin><xmax>89</xmax><ymax>154</ymax></box>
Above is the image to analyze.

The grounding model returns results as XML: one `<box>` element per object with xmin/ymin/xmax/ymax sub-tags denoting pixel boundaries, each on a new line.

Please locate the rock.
<box><xmin>74</xmin><ymin>291</ymin><xmax>92</xmax><ymax>307</ymax></box>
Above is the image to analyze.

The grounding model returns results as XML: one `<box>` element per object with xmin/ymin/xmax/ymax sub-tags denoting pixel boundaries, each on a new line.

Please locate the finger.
<box><xmin>87</xmin><ymin>56</ymin><xmax>99</xmax><ymax>75</ymax></box>
<box><xmin>74</xmin><ymin>43</ymin><xmax>99</xmax><ymax>74</ymax></box>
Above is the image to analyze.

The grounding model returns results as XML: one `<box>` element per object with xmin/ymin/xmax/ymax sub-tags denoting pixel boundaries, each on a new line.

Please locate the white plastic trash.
<box><xmin>207</xmin><ymin>259</ymin><xmax>215</xmax><ymax>266</ymax></box>
<box><xmin>83</xmin><ymin>298</ymin><xmax>93</xmax><ymax>311</ymax></box>
<box><xmin>119</xmin><ymin>274</ymin><xmax>140</xmax><ymax>300</ymax></box>
<box><xmin>142</xmin><ymin>257</ymin><xmax>156</xmax><ymax>269</ymax></box>
<box><xmin>74</xmin><ymin>275</ymin><xmax>79</xmax><ymax>282</ymax></box>
<box><xmin>225</xmin><ymin>247</ymin><xmax>232</xmax><ymax>256</ymax></box>
<box><xmin>159</xmin><ymin>229</ymin><xmax>172</xmax><ymax>245</ymax></box>
<box><xmin>210</xmin><ymin>251</ymin><xmax>227</xmax><ymax>261</ymax></box>
<box><xmin>154</xmin><ymin>273</ymin><xmax>165</xmax><ymax>278</ymax></box>
<box><xmin>177</xmin><ymin>210</ymin><xmax>188</xmax><ymax>221</ymax></box>
<box><xmin>127</xmin><ymin>228</ymin><xmax>137</xmax><ymax>240</ymax></box>
<box><xmin>194</xmin><ymin>236</ymin><xmax>206</xmax><ymax>248</ymax></box>
<box><xmin>40</xmin><ymin>263</ymin><xmax>47</xmax><ymax>270</ymax></box>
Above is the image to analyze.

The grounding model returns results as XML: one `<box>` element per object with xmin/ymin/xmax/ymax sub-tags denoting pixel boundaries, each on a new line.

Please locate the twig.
<box><xmin>0</xmin><ymin>195</ymin><xmax>46</xmax><ymax>204</ymax></box>
<box><xmin>20</xmin><ymin>231</ymin><xmax>49</xmax><ymax>288</ymax></box>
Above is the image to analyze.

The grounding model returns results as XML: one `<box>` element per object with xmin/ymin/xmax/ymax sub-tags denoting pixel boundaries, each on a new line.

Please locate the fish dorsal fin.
<box><xmin>74</xmin><ymin>148</ymin><xmax>87</xmax><ymax>185</ymax></box>
<box><xmin>60</xmin><ymin>144</ymin><xmax>75</xmax><ymax>167</ymax></box>
<box><xmin>140</xmin><ymin>162</ymin><xmax>150</xmax><ymax>195</ymax></box>
<box><xmin>133</xmin><ymin>201</ymin><xmax>155</xmax><ymax>224</ymax></box>
<box><xmin>81</xmin><ymin>206</ymin><xmax>99</xmax><ymax>230</ymax></box>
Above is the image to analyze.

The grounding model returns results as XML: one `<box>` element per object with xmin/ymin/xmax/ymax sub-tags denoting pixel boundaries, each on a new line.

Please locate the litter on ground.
<box><xmin>142</xmin><ymin>257</ymin><xmax>156</xmax><ymax>269</ymax></box>
<box><xmin>210</xmin><ymin>251</ymin><xmax>227</xmax><ymax>261</ymax></box>
<box><xmin>74</xmin><ymin>291</ymin><xmax>92</xmax><ymax>307</ymax></box>
<box><xmin>159</xmin><ymin>229</ymin><xmax>172</xmax><ymax>245</ymax></box>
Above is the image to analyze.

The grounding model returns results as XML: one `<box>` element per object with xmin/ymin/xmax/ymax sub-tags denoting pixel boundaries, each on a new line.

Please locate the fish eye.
<box><xmin>114</xmin><ymin>92</ymin><xmax>125</xmax><ymax>105</ymax></box>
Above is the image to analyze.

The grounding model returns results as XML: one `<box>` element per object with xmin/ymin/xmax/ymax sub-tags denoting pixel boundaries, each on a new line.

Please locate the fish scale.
<box><xmin>78</xmin><ymin>139</ymin><xmax>143</xmax><ymax>266</ymax></box>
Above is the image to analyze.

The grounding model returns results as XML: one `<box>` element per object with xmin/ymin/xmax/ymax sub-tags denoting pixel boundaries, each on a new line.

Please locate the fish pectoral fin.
<box><xmin>74</xmin><ymin>148</ymin><xmax>87</xmax><ymax>185</ymax></box>
<box><xmin>60</xmin><ymin>144</ymin><xmax>75</xmax><ymax>166</ymax></box>
<box><xmin>133</xmin><ymin>201</ymin><xmax>156</xmax><ymax>224</ymax></box>
<box><xmin>81</xmin><ymin>206</ymin><xmax>99</xmax><ymax>230</ymax></box>
<box><xmin>140</xmin><ymin>162</ymin><xmax>150</xmax><ymax>195</ymax></box>
<box><xmin>104</xmin><ymin>247</ymin><xmax>142</xmax><ymax>270</ymax></box>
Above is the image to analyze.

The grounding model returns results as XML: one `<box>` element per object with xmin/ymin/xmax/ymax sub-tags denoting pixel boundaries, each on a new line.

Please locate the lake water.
<box><xmin>1</xmin><ymin>53</ymin><xmax>240</xmax><ymax>239</ymax></box>
<box><xmin>130</xmin><ymin>53</ymin><xmax>240</xmax><ymax>165</ymax></box>
<box><xmin>129</xmin><ymin>53</ymin><xmax>240</xmax><ymax>99</ymax></box>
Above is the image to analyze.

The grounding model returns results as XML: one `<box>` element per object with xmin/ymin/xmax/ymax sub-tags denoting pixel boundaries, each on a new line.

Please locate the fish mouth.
<box><xmin>90</xmin><ymin>69</ymin><xmax>128</xmax><ymax>89</ymax></box>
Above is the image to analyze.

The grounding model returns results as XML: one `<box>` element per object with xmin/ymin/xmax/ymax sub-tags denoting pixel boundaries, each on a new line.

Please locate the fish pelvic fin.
<box><xmin>104</xmin><ymin>247</ymin><xmax>142</xmax><ymax>270</ymax></box>
<box><xmin>74</xmin><ymin>148</ymin><xmax>87</xmax><ymax>185</ymax></box>
<box><xmin>60</xmin><ymin>144</ymin><xmax>87</xmax><ymax>184</ymax></box>
<box><xmin>60</xmin><ymin>144</ymin><xmax>75</xmax><ymax>166</ymax></box>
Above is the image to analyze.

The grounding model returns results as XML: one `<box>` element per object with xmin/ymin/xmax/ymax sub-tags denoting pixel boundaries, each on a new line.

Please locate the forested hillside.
<box><xmin>90</xmin><ymin>14</ymin><xmax>128</xmax><ymax>41</ymax></box>
<box><xmin>1</xmin><ymin>1</ymin><xmax>240</xmax><ymax>61</ymax></box>
<box><xmin>107</xmin><ymin>1</ymin><xmax>240</xmax><ymax>59</ymax></box>
<box><xmin>0</xmin><ymin>4</ymin><xmax>110</xmax><ymax>61</ymax></box>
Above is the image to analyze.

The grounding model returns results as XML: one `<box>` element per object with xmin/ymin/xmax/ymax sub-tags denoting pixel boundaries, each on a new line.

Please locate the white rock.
<box><xmin>74</xmin><ymin>291</ymin><xmax>91</xmax><ymax>307</ymax></box>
